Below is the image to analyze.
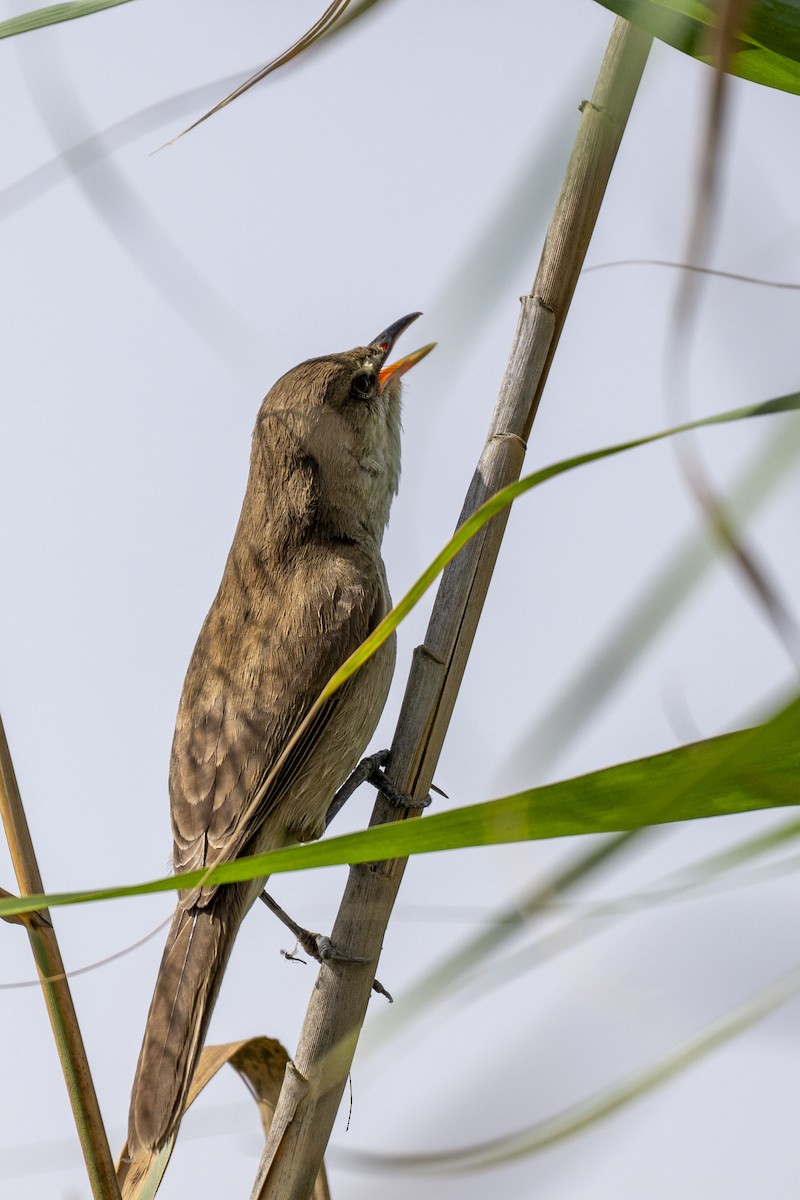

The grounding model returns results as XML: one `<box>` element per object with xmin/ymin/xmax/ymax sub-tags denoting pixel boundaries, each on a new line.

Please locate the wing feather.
<box><xmin>169</xmin><ymin>538</ymin><xmax>384</xmax><ymax>898</ymax></box>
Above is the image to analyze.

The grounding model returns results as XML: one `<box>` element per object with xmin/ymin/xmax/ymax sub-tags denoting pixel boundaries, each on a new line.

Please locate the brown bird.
<box><xmin>126</xmin><ymin>314</ymin><xmax>433</xmax><ymax>1154</ymax></box>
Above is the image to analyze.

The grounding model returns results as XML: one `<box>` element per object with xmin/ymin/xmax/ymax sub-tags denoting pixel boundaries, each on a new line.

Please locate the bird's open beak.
<box><xmin>379</xmin><ymin>342</ymin><xmax>436</xmax><ymax>385</ymax></box>
<box><xmin>370</xmin><ymin>312</ymin><xmax>435</xmax><ymax>387</ymax></box>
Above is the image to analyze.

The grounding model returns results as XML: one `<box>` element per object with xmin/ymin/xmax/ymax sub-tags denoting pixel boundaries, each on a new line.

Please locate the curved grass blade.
<box><xmin>171</xmin><ymin>0</ymin><xmax>392</xmax><ymax>143</ymax></box>
<box><xmin>0</xmin><ymin>692</ymin><xmax>797</xmax><ymax>920</ymax></box>
<box><xmin>497</xmin><ymin>412</ymin><xmax>800</xmax><ymax>785</ymax></box>
<box><xmin>0</xmin><ymin>0</ymin><xmax>133</xmax><ymax>40</ymax></box>
<box><xmin>321</xmin><ymin>391</ymin><xmax>800</xmax><ymax>702</ymax></box>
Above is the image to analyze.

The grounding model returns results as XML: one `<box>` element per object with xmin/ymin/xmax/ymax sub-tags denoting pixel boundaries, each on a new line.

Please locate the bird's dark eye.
<box><xmin>350</xmin><ymin>373</ymin><xmax>374</xmax><ymax>400</ymax></box>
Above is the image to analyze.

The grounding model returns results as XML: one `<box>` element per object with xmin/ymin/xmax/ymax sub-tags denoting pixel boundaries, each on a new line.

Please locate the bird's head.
<box><xmin>256</xmin><ymin>313</ymin><xmax>434</xmax><ymax>543</ymax></box>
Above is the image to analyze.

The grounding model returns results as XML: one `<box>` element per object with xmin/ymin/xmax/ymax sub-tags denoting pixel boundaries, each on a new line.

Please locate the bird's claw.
<box><xmin>297</xmin><ymin>931</ymin><xmax>369</xmax><ymax>966</ymax></box>
<box><xmin>260</xmin><ymin>890</ymin><xmax>390</xmax><ymax>1000</ymax></box>
<box><xmin>324</xmin><ymin>749</ymin><xmax>440</xmax><ymax>827</ymax></box>
<box><xmin>363</xmin><ymin>750</ymin><xmax>432</xmax><ymax>811</ymax></box>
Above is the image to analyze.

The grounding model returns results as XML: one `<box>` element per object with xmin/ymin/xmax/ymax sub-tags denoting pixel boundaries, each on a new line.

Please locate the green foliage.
<box><xmin>323</xmin><ymin>392</ymin><xmax>800</xmax><ymax>701</ymax></box>
<box><xmin>0</xmin><ymin>0</ymin><xmax>134</xmax><ymax>40</ymax></box>
<box><xmin>2</xmin><ymin>692</ymin><xmax>797</xmax><ymax>920</ymax></box>
<box><xmin>594</xmin><ymin>0</ymin><xmax>800</xmax><ymax>93</ymax></box>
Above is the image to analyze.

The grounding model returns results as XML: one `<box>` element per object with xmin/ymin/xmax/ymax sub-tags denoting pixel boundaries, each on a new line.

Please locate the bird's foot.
<box><xmin>324</xmin><ymin>749</ymin><xmax>440</xmax><ymax>829</ymax></box>
<box><xmin>259</xmin><ymin>890</ymin><xmax>393</xmax><ymax>1001</ymax></box>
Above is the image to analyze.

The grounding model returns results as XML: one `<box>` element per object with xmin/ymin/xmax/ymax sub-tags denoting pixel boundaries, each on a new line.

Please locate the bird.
<box><xmin>126</xmin><ymin>313</ymin><xmax>433</xmax><ymax>1155</ymax></box>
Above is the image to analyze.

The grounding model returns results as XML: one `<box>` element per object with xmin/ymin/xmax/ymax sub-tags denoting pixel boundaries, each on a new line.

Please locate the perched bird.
<box><xmin>126</xmin><ymin>314</ymin><xmax>433</xmax><ymax>1154</ymax></box>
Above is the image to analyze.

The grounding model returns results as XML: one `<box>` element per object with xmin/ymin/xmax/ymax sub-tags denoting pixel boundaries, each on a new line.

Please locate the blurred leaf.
<box><xmin>360</xmin><ymin>831</ymin><xmax>645</xmax><ymax>1055</ymax></box>
<box><xmin>0</xmin><ymin>0</ymin><xmax>134</xmax><ymax>40</ymax></box>
<box><xmin>1</xmin><ymin>4</ymin><xmax>392</xmax><ymax>216</ymax></box>
<box><xmin>0</xmin><ymin>70</ymin><xmax>251</xmax><ymax>221</ymax></box>
<box><xmin>322</xmin><ymin>391</ymin><xmax>800</xmax><ymax>703</ymax></box>
<box><xmin>426</xmin><ymin>93</ymin><xmax>580</xmax><ymax>359</ymax></box>
<box><xmin>450</xmin><ymin>810</ymin><xmax>800</xmax><ymax>1015</ymax></box>
<box><xmin>497</xmin><ymin>411</ymin><xmax>800</xmax><ymax>785</ymax></box>
<box><xmin>1</xmin><ymin>693</ymin><xmax>798</xmax><ymax>919</ymax></box>
<box><xmin>362</xmin><ymin>812</ymin><xmax>800</xmax><ymax>1055</ymax></box>
<box><xmin>16</xmin><ymin>41</ymin><xmax>265</xmax><ymax>382</ymax></box>
<box><xmin>593</xmin><ymin>0</ymin><xmax>800</xmax><ymax>93</ymax></box>
<box><xmin>337</xmin><ymin>962</ymin><xmax>800</xmax><ymax>1173</ymax></box>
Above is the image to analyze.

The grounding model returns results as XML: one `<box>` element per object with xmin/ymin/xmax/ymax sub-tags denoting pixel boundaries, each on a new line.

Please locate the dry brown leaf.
<box><xmin>116</xmin><ymin>1037</ymin><xmax>329</xmax><ymax>1199</ymax></box>
<box><xmin>170</xmin><ymin>0</ymin><xmax>351</xmax><ymax>143</ymax></box>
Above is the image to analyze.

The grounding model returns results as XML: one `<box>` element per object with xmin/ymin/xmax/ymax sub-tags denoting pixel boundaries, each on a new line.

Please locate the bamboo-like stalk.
<box><xmin>0</xmin><ymin>714</ymin><xmax>121</xmax><ymax>1200</ymax></box>
<box><xmin>250</xmin><ymin>17</ymin><xmax>653</xmax><ymax>1200</ymax></box>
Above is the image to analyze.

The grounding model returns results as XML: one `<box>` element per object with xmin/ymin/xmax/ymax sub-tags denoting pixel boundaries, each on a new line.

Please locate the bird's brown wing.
<box><xmin>169</xmin><ymin>552</ymin><xmax>384</xmax><ymax>901</ymax></box>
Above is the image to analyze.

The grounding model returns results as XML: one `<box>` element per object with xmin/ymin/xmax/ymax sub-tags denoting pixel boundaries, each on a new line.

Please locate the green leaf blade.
<box><xmin>0</xmin><ymin>0</ymin><xmax>135</xmax><ymax>41</ymax></box>
<box><xmin>1</xmin><ymin>695</ymin><xmax>797</xmax><ymax>919</ymax></box>
<box><xmin>593</xmin><ymin>0</ymin><xmax>800</xmax><ymax>94</ymax></box>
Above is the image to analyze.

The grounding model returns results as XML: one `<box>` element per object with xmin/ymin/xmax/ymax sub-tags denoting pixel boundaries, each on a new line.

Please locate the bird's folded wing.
<box><xmin>169</xmin><ymin>561</ymin><xmax>383</xmax><ymax>898</ymax></box>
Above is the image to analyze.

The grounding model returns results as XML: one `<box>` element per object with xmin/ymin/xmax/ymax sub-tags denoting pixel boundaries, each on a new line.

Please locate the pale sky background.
<box><xmin>2</xmin><ymin>2</ymin><xmax>800</xmax><ymax>1197</ymax></box>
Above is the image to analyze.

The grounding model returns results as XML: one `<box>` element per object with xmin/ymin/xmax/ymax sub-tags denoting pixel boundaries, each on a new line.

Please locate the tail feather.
<box><xmin>127</xmin><ymin>896</ymin><xmax>241</xmax><ymax>1153</ymax></box>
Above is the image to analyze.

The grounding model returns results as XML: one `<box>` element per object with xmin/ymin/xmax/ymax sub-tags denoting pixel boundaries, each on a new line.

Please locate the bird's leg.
<box><xmin>258</xmin><ymin>752</ymin><xmax>442</xmax><ymax>1002</ymax></box>
<box><xmin>323</xmin><ymin>749</ymin><xmax>435</xmax><ymax>829</ymax></box>
<box><xmin>259</xmin><ymin>891</ymin><xmax>362</xmax><ymax>964</ymax></box>
<box><xmin>259</xmin><ymin>890</ymin><xmax>393</xmax><ymax>1001</ymax></box>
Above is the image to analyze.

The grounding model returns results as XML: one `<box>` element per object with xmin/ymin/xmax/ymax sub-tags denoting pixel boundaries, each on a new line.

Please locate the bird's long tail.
<box><xmin>126</xmin><ymin>888</ymin><xmax>246</xmax><ymax>1154</ymax></box>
